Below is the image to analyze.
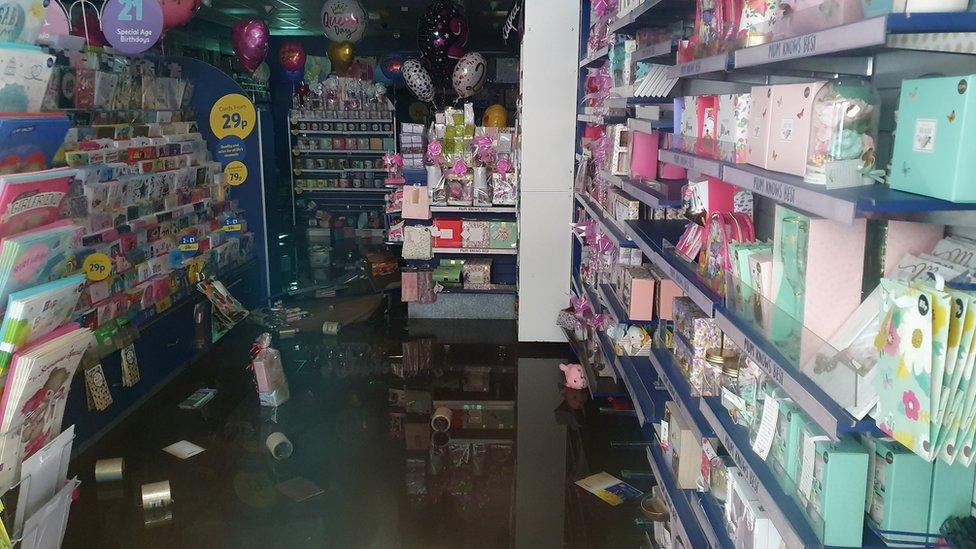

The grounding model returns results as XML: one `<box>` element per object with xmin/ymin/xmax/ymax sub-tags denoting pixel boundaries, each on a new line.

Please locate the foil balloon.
<box><xmin>380</xmin><ymin>52</ymin><xmax>405</xmax><ymax>87</ymax></box>
<box><xmin>231</xmin><ymin>19</ymin><xmax>269</xmax><ymax>73</ymax></box>
<box><xmin>283</xmin><ymin>69</ymin><xmax>303</xmax><ymax>83</ymax></box>
<box><xmin>417</xmin><ymin>0</ymin><xmax>466</xmax><ymax>77</ymax></box>
<box><xmin>279</xmin><ymin>41</ymin><xmax>307</xmax><ymax>73</ymax></box>
<box><xmin>320</xmin><ymin>0</ymin><xmax>366</xmax><ymax>43</ymax></box>
<box><xmin>447</xmin><ymin>12</ymin><xmax>468</xmax><ymax>60</ymax></box>
<box><xmin>483</xmin><ymin>104</ymin><xmax>508</xmax><ymax>127</ymax></box>
<box><xmin>402</xmin><ymin>58</ymin><xmax>434</xmax><ymax>103</ymax></box>
<box><xmin>253</xmin><ymin>62</ymin><xmax>270</xmax><ymax>84</ymax></box>
<box><xmin>159</xmin><ymin>0</ymin><xmax>202</xmax><ymax>32</ymax></box>
<box><xmin>451</xmin><ymin>51</ymin><xmax>486</xmax><ymax>98</ymax></box>
<box><xmin>327</xmin><ymin>41</ymin><xmax>354</xmax><ymax>75</ymax></box>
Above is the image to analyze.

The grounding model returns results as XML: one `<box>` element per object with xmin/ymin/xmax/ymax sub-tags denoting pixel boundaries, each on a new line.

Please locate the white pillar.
<box><xmin>518</xmin><ymin>0</ymin><xmax>581</xmax><ymax>342</ymax></box>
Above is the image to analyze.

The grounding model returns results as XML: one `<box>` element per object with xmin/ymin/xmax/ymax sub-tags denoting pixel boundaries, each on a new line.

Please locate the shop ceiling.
<box><xmin>199</xmin><ymin>0</ymin><xmax>516</xmax><ymax>49</ymax></box>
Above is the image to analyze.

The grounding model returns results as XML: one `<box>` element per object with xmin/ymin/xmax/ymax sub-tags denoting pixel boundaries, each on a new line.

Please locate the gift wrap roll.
<box><xmin>322</xmin><ymin>321</ymin><xmax>341</xmax><ymax>336</ymax></box>
<box><xmin>431</xmin><ymin>407</ymin><xmax>452</xmax><ymax>432</ymax></box>
<box><xmin>94</xmin><ymin>457</ymin><xmax>125</xmax><ymax>482</ymax></box>
<box><xmin>266</xmin><ymin>432</ymin><xmax>294</xmax><ymax>460</ymax></box>
<box><xmin>141</xmin><ymin>480</ymin><xmax>173</xmax><ymax>509</ymax></box>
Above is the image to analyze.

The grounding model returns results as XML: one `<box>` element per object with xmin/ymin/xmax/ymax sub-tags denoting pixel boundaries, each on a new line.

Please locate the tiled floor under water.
<box><xmin>62</xmin><ymin>306</ymin><xmax>654</xmax><ymax>548</ymax></box>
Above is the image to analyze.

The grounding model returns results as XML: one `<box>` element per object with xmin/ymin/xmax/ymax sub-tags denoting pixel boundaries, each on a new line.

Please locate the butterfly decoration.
<box><xmin>772</xmin><ymin>150</ymin><xmax>779</xmax><ymax>160</ymax></box>
<box><xmin>776</xmin><ymin>97</ymin><xmax>783</xmax><ymax>107</ymax></box>
<box><xmin>796</xmin><ymin>108</ymin><xmax>805</xmax><ymax>120</ymax></box>
<box><xmin>902</xmin><ymin>162</ymin><xmax>911</xmax><ymax>177</ymax></box>
<box><xmin>948</xmin><ymin>110</ymin><xmax>957</xmax><ymax>123</ymax></box>
<box><xmin>762</xmin><ymin>107</ymin><xmax>767</xmax><ymax>117</ymax></box>
<box><xmin>909</xmin><ymin>88</ymin><xmax>918</xmax><ymax>100</ymax></box>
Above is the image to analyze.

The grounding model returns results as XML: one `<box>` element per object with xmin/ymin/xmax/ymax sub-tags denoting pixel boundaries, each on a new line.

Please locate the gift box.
<box><xmin>462</xmin><ymin>220</ymin><xmax>490</xmax><ymax>249</ymax></box>
<box><xmin>717</xmin><ymin>93</ymin><xmax>751</xmax><ymax>163</ymax></box>
<box><xmin>677</xmin><ymin>96</ymin><xmax>697</xmax><ymax>139</ymax></box>
<box><xmin>463</xmin><ymin>258</ymin><xmax>492</xmax><ymax>289</ymax></box>
<box><xmin>433</xmin><ymin>218</ymin><xmax>462</xmax><ymax>248</ymax></box>
<box><xmin>489</xmin><ymin>220</ymin><xmax>517</xmax><ymax>249</ymax></box>
<box><xmin>654</xmin><ymin>267</ymin><xmax>683</xmax><ymax>320</ymax></box>
<box><xmin>695</xmin><ymin>95</ymin><xmax>720</xmax><ymax>158</ymax></box>
<box><xmin>747</xmin><ymin>86</ymin><xmax>774</xmax><ymax>170</ymax></box>
<box><xmin>687</xmin><ymin>177</ymin><xmax>736</xmax><ymax>216</ymax></box>
<box><xmin>798</xmin><ymin>437</ymin><xmax>869</xmax><ymax>547</ymax></box>
<box><xmin>629</xmin><ymin>130</ymin><xmax>659</xmax><ymax>180</ymax></box>
<box><xmin>770</xmin><ymin>205</ymin><xmax>866</xmax><ymax>357</ymax></box>
<box><xmin>673</xmin><ymin>296</ymin><xmax>723</xmax><ymax>351</ymax></box>
<box><xmin>609</xmin><ymin>124</ymin><xmax>631</xmax><ymax>175</ymax></box>
<box><xmin>772</xmin><ymin>0</ymin><xmax>865</xmax><ymax>42</ymax></box>
<box><xmin>617</xmin><ymin>265</ymin><xmax>656</xmax><ymax>321</ymax></box>
<box><xmin>432</xmin><ymin>259</ymin><xmax>463</xmax><ymax>284</ymax></box>
<box><xmin>767</xmin><ymin>81</ymin><xmax>827</xmax><ymax>176</ymax></box>
<box><xmin>889</xmin><ymin>74</ymin><xmax>976</xmax><ymax>202</ymax></box>
<box><xmin>673</xmin><ymin>331</ymin><xmax>714</xmax><ymax>396</ymax></box>
<box><xmin>666</xmin><ymin>401</ymin><xmax>703</xmax><ymax>489</ymax></box>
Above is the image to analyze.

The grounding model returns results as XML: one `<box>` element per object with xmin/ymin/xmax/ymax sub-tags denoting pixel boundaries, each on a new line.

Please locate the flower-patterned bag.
<box><xmin>402</xmin><ymin>226</ymin><xmax>433</xmax><ymax>260</ymax></box>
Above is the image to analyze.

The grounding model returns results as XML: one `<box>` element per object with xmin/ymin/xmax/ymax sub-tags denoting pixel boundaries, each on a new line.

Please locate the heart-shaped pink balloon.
<box><xmin>279</xmin><ymin>41</ymin><xmax>307</xmax><ymax>73</ymax></box>
<box><xmin>232</xmin><ymin>19</ymin><xmax>270</xmax><ymax>73</ymax></box>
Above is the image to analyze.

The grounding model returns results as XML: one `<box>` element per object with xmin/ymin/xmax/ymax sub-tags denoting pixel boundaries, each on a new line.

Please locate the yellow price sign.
<box><xmin>209</xmin><ymin>93</ymin><xmax>256</xmax><ymax>140</ymax></box>
<box><xmin>224</xmin><ymin>161</ymin><xmax>248</xmax><ymax>186</ymax></box>
<box><xmin>83</xmin><ymin>252</ymin><xmax>112</xmax><ymax>281</ymax></box>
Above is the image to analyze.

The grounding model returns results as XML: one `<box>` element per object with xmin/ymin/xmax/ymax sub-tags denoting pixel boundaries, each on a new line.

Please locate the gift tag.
<box><xmin>751</xmin><ymin>395</ymin><xmax>779</xmax><ymax>461</ymax></box>
<box><xmin>121</xmin><ymin>343</ymin><xmax>141</xmax><ymax>387</ymax></box>
<box><xmin>85</xmin><ymin>363</ymin><xmax>113</xmax><ymax>411</ymax></box>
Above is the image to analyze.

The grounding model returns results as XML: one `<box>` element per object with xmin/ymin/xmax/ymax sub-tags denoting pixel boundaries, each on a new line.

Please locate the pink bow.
<box><xmin>496</xmin><ymin>157</ymin><xmax>512</xmax><ymax>174</ymax></box>
<box><xmin>588</xmin><ymin>135</ymin><xmax>610</xmax><ymax>166</ymax></box>
<box><xmin>594</xmin><ymin>232</ymin><xmax>615</xmax><ymax>254</ymax></box>
<box><xmin>593</xmin><ymin>0</ymin><xmax>618</xmax><ymax>16</ymax></box>
<box><xmin>571</xmin><ymin>295</ymin><xmax>592</xmax><ymax>318</ymax></box>
<box><xmin>452</xmin><ymin>159</ymin><xmax>468</xmax><ymax>176</ymax></box>
<box><xmin>426</xmin><ymin>140</ymin><xmax>443</xmax><ymax>164</ymax></box>
<box><xmin>473</xmin><ymin>135</ymin><xmax>496</xmax><ymax>164</ymax></box>
<box><xmin>581</xmin><ymin>65</ymin><xmax>612</xmax><ymax>107</ymax></box>
<box><xmin>589</xmin><ymin>313</ymin><xmax>609</xmax><ymax>331</ymax></box>
<box><xmin>382</xmin><ymin>153</ymin><xmax>403</xmax><ymax>169</ymax></box>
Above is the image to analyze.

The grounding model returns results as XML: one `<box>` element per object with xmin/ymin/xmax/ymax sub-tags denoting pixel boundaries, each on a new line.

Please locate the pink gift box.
<box><xmin>767</xmin><ymin>81</ymin><xmax>826</xmax><ymax>176</ymax></box>
<box><xmin>689</xmin><ymin>177</ymin><xmax>737</xmax><ymax>216</ymax></box>
<box><xmin>881</xmin><ymin>221</ymin><xmax>944</xmax><ymax>278</ymax></box>
<box><xmin>629</xmin><ymin>130</ymin><xmax>660</xmax><ymax>180</ymax></box>
<box><xmin>619</xmin><ymin>266</ymin><xmax>656</xmax><ymax>321</ymax></box>
<box><xmin>658</xmin><ymin>161</ymin><xmax>686</xmax><ymax>180</ymax></box>
<box><xmin>656</xmin><ymin>276</ymin><xmax>683</xmax><ymax>321</ymax></box>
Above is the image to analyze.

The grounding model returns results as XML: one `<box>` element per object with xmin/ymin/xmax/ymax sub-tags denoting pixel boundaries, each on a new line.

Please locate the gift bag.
<box><xmin>402</xmin><ymin>226</ymin><xmax>433</xmax><ymax>260</ymax></box>
<box><xmin>402</xmin><ymin>185</ymin><xmax>430</xmax><ymax>220</ymax></box>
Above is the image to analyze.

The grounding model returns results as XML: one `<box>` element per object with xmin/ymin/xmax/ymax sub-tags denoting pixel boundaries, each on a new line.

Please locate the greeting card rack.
<box><xmin>569</xmin><ymin>1</ymin><xmax>976</xmax><ymax>548</ymax></box>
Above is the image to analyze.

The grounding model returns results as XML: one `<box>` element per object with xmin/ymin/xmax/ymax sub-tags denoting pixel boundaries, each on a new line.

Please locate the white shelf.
<box><xmin>430</xmin><ymin>205</ymin><xmax>517</xmax><ymax>213</ymax></box>
<box><xmin>433</xmin><ymin>247</ymin><xmax>518</xmax><ymax>255</ymax></box>
<box><xmin>579</xmin><ymin>45</ymin><xmax>609</xmax><ymax>68</ymax></box>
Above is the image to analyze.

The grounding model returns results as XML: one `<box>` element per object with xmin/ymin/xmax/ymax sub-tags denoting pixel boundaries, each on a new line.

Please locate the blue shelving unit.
<box><xmin>576</xmin><ymin>192</ymin><xmax>638</xmax><ymax>248</ymax></box>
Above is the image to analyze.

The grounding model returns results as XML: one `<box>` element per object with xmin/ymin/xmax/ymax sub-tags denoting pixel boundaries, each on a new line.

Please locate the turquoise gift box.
<box><xmin>890</xmin><ymin>74</ymin><xmax>976</xmax><ymax>202</ymax></box>
<box><xmin>866</xmin><ymin>438</ymin><xmax>932</xmax><ymax>542</ymax></box>
<box><xmin>802</xmin><ymin>437</ymin><xmax>868</xmax><ymax>547</ymax></box>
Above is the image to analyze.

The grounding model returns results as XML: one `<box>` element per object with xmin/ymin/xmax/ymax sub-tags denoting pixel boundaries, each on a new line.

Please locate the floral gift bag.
<box><xmin>402</xmin><ymin>226</ymin><xmax>433</xmax><ymax>260</ymax></box>
<box><xmin>874</xmin><ymin>279</ymin><xmax>949</xmax><ymax>461</ymax></box>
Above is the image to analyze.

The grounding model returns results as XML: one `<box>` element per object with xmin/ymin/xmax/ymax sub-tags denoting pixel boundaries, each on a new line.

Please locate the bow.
<box><xmin>426</xmin><ymin>140</ymin><xmax>443</xmax><ymax>165</ymax></box>
<box><xmin>588</xmin><ymin>135</ymin><xmax>610</xmax><ymax>166</ymax></box>
<box><xmin>382</xmin><ymin>153</ymin><xmax>403</xmax><ymax>169</ymax></box>
<box><xmin>593</xmin><ymin>0</ymin><xmax>618</xmax><ymax>16</ymax></box>
<box><xmin>860</xmin><ymin>168</ymin><xmax>887</xmax><ymax>184</ymax></box>
<box><xmin>452</xmin><ymin>159</ymin><xmax>468</xmax><ymax>176</ymax></box>
<box><xmin>571</xmin><ymin>294</ymin><xmax>592</xmax><ymax>318</ymax></box>
<box><xmin>581</xmin><ymin>65</ymin><xmax>612</xmax><ymax>107</ymax></box>
<box><xmin>473</xmin><ymin>135</ymin><xmax>496</xmax><ymax>164</ymax></box>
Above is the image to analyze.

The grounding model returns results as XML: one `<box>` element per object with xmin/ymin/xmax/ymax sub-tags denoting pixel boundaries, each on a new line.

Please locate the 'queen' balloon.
<box><xmin>320</xmin><ymin>0</ymin><xmax>366</xmax><ymax>43</ymax></box>
<box><xmin>451</xmin><ymin>52</ymin><xmax>486</xmax><ymax>99</ymax></box>
<box><xmin>402</xmin><ymin>58</ymin><xmax>434</xmax><ymax>103</ymax></box>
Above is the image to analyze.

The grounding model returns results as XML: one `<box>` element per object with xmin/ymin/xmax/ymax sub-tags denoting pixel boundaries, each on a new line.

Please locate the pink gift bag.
<box><xmin>402</xmin><ymin>185</ymin><xmax>430</xmax><ymax>220</ymax></box>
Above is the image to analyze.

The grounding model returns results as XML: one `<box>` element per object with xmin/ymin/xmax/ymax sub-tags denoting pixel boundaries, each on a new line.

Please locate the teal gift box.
<box><xmin>866</xmin><ymin>438</ymin><xmax>932</xmax><ymax>543</ymax></box>
<box><xmin>890</xmin><ymin>74</ymin><xmax>976</xmax><ymax>202</ymax></box>
<box><xmin>769</xmin><ymin>399</ymin><xmax>801</xmax><ymax>478</ymax></box>
<box><xmin>489</xmin><ymin>221</ymin><xmax>517</xmax><ymax>249</ymax></box>
<box><xmin>802</xmin><ymin>437</ymin><xmax>868</xmax><ymax>547</ymax></box>
<box><xmin>928</xmin><ymin>457</ymin><xmax>976</xmax><ymax>534</ymax></box>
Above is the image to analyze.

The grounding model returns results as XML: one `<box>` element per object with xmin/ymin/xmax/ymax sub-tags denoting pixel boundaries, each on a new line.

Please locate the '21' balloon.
<box><xmin>101</xmin><ymin>0</ymin><xmax>165</xmax><ymax>54</ymax></box>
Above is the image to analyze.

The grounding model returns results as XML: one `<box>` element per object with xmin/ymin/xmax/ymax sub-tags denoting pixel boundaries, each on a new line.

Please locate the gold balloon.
<box><xmin>483</xmin><ymin>104</ymin><xmax>508</xmax><ymax>128</ymax></box>
<box><xmin>328</xmin><ymin>41</ymin><xmax>355</xmax><ymax>75</ymax></box>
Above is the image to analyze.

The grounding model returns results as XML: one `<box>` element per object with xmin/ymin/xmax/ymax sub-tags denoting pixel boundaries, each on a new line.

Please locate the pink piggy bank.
<box><xmin>559</xmin><ymin>363</ymin><xmax>588</xmax><ymax>390</ymax></box>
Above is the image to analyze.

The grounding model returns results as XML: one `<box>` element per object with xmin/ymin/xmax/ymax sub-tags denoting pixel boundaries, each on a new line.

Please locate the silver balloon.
<box><xmin>451</xmin><ymin>52</ymin><xmax>487</xmax><ymax>98</ymax></box>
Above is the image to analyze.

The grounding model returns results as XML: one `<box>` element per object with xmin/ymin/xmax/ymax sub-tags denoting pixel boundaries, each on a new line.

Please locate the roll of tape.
<box><xmin>266</xmin><ymin>432</ymin><xmax>293</xmax><ymax>460</ymax></box>
<box><xmin>141</xmin><ymin>481</ymin><xmax>173</xmax><ymax>509</ymax></box>
<box><xmin>430</xmin><ymin>407</ymin><xmax>452</xmax><ymax>432</ymax></box>
<box><xmin>94</xmin><ymin>457</ymin><xmax>125</xmax><ymax>482</ymax></box>
<box><xmin>322</xmin><ymin>321</ymin><xmax>341</xmax><ymax>336</ymax></box>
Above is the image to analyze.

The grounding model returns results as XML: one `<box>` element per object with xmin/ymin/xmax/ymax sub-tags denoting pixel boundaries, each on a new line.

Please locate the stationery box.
<box><xmin>489</xmin><ymin>220</ymin><xmax>517</xmax><ymax>249</ymax></box>
<box><xmin>609</xmin><ymin>189</ymin><xmax>640</xmax><ymax>224</ymax></box>
<box><xmin>877</xmin><ymin>220</ymin><xmax>944</xmax><ymax>279</ymax></box>
<box><xmin>462</xmin><ymin>258</ymin><xmax>492</xmax><ymax>289</ymax></box>
<box><xmin>629</xmin><ymin>130</ymin><xmax>659</xmax><ymax>180</ymax></box>
<box><xmin>653</xmin><ymin>267</ymin><xmax>683</xmax><ymax>320</ymax></box>
<box><xmin>673</xmin><ymin>332</ymin><xmax>713</xmax><ymax>396</ymax></box>
<box><xmin>889</xmin><ymin>74</ymin><xmax>976</xmax><ymax>202</ymax></box>
<box><xmin>717</xmin><ymin>93</ymin><xmax>751</xmax><ymax>164</ymax></box>
<box><xmin>747</xmin><ymin>86</ymin><xmax>774</xmax><ymax>169</ymax></box>
<box><xmin>726</xmin><ymin>467</ymin><xmax>785</xmax><ymax>549</ymax></box>
<box><xmin>609</xmin><ymin>125</ymin><xmax>631</xmax><ymax>175</ymax></box>
<box><xmin>433</xmin><ymin>218</ymin><xmax>462</xmax><ymax>248</ymax></box>
<box><xmin>802</xmin><ymin>437</ymin><xmax>869</xmax><ymax>548</ymax></box>
<box><xmin>767</xmin><ymin>81</ymin><xmax>827</xmax><ymax>176</ymax></box>
<box><xmin>665</xmin><ymin>401</ymin><xmax>702</xmax><ymax>489</ymax></box>
<box><xmin>771</xmin><ymin>205</ymin><xmax>866</xmax><ymax>360</ymax></box>
<box><xmin>678</xmin><ymin>96</ymin><xmax>698</xmax><ymax>139</ymax></box>
<box><xmin>618</xmin><ymin>266</ymin><xmax>656</xmax><ymax>321</ymax></box>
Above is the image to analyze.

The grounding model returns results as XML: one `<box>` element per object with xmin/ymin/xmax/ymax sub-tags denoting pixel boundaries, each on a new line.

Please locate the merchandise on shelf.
<box><xmin>462</xmin><ymin>258</ymin><xmax>492</xmax><ymax>289</ymax></box>
<box><xmin>804</xmin><ymin>78</ymin><xmax>881</xmax><ymax>188</ymax></box>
